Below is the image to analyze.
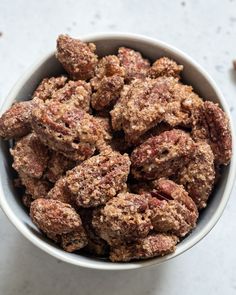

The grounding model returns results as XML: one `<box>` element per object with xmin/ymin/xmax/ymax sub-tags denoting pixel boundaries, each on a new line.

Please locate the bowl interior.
<box><xmin>0</xmin><ymin>34</ymin><xmax>234</xmax><ymax>270</ymax></box>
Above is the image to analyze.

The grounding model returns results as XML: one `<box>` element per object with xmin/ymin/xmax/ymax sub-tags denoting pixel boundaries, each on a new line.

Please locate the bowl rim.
<box><xmin>0</xmin><ymin>32</ymin><xmax>235</xmax><ymax>270</ymax></box>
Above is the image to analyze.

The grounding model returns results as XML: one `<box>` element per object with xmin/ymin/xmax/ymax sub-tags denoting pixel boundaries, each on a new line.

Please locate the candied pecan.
<box><xmin>92</xmin><ymin>193</ymin><xmax>152</xmax><ymax>246</ymax></box>
<box><xmin>61</xmin><ymin>230</ymin><xmax>88</xmax><ymax>252</ymax></box>
<box><xmin>56</xmin><ymin>34</ymin><xmax>98</xmax><ymax>80</ymax></box>
<box><xmin>148</xmin><ymin>57</ymin><xmax>183</xmax><ymax>79</ymax></box>
<box><xmin>66</xmin><ymin>151</ymin><xmax>130</xmax><ymax>207</ymax></box>
<box><xmin>0</xmin><ymin>100</ymin><xmax>36</xmax><ymax>139</ymax></box>
<box><xmin>51</xmin><ymin>80</ymin><xmax>92</xmax><ymax>112</ymax></box>
<box><xmin>111</xmin><ymin>77</ymin><xmax>203</xmax><ymax>142</ymax></box>
<box><xmin>31</xmin><ymin>99</ymin><xmax>105</xmax><ymax>161</ymax></box>
<box><xmin>118</xmin><ymin>47</ymin><xmax>150</xmax><ymax>82</ymax></box>
<box><xmin>176</xmin><ymin>141</ymin><xmax>215</xmax><ymax>209</ymax></box>
<box><xmin>20</xmin><ymin>173</ymin><xmax>51</xmax><ymax>199</ymax></box>
<box><xmin>91</xmin><ymin>76</ymin><xmax>124</xmax><ymax>111</ymax></box>
<box><xmin>79</xmin><ymin>209</ymin><xmax>109</xmax><ymax>256</ymax></box>
<box><xmin>10</xmin><ymin>133</ymin><xmax>49</xmax><ymax>179</ymax></box>
<box><xmin>33</xmin><ymin>76</ymin><xmax>68</xmax><ymax>101</ymax></box>
<box><xmin>46</xmin><ymin>176</ymin><xmax>74</xmax><ymax>205</ymax></box>
<box><xmin>131</xmin><ymin>129</ymin><xmax>194</xmax><ymax>180</ymax></box>
<box><xmin>111</xmin><ymin>78</ymin><xmax>175</xmax><ymax>142</ymax></box>
<box><xmin>192</xmin><ymin>101</ymin><xmax>232</xmax><ymax>165</ymax></box>
<box><xmin>93</xmin><ymin>115</ymin><xmax>112</xmax><ymax>143</ymax></box>
<box><xmin>91</xmin><ymin>55</ymin><xmax>125</xmax><ymax>87</ymax></box>
<box><xmin>149</xmin><ymin>178</ymin><xmax>198</xmax><ymax>237</ymax></box>
<box><xmin>30</xmin><ymin>198</ymin><xmax>83</xmax><ymax>235</ymax></box>
<box><xmin>45</xmin><ymin>151</ymin><xmax>76</xmax><ymax>183</ymax></box>
<box><xmin>110</xmin><ymin>233</ymin><xmax>178</xmax><ymax>262</ymax></box>
<box><xmin>90</xmin><ymin>55</ymin><xmax>125</xmax><ymax>110</ymax></box>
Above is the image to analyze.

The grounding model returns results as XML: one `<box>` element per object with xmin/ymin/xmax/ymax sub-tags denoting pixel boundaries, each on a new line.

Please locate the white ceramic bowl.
<box><xmin>0</xmin><ymin>33</ymin><xmax>235</xmax><ymax>270</ymax></box>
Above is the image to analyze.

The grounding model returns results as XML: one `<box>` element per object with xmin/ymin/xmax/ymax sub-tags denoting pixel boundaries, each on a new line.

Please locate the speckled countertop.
<box><xmin>0</xmin><ymin>0</ymin><xmax>236</xmax><ymax>294</ymax></box>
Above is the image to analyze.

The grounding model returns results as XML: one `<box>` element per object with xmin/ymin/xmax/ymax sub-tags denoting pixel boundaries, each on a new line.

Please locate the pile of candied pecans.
<box><xmin>0</xmin><ymin>35</ymin><xmax>232</xmax><ymax>262</ymax></box>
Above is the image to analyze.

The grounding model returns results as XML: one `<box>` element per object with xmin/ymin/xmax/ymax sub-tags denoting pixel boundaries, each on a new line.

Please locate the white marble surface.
<box><xmin>0</xmin><ymin>0</ymin><xmax>236</xmax><ymax>294</ymax></box>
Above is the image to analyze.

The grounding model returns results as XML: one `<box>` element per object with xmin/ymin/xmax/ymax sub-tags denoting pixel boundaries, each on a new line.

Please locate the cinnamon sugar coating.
<box><xmin>131</xmin><ymin>129</ymin><xmax>195</xmax><ymax>180</ymax></box>
<box><xmin>176</xmin><ymin>141</ymin><xmax>215</xmax><ymax>209</ymax></box>
<box><xmin>192</xmin><ymin>101</ymin><xmax>232</xmax><ymax>165</ymax></box>
<box><xmin>10</xmin><ymin>133</ymin><xmax>49</xmax><ymax>179</ymax></box>
<box><xmin>148</xmin><ymin>57</ymin><xmax>183</xmax><ymax>79</ymax></box>
<box><xmin>33</xmin><ymin>76</ymin><xmax>68</xmax><ymax>101</ymax></box>
<box><xmin>0</xmin><ymin>100</ymin><xmax>36</xmax><ymax>139</ymax></box>
<box><xmin>56</xmin><ymin>34</ymin><xmax>98</xmax><ymax>80</ymax></box>
<box><xmin>118</xmin><ymin>47</ymin><xmax>150</xmax><ymax>82</ymax></box>
<box><xmin>31</xmin><ymin>99</ymin><xmax>105</xmax><ymax>161</ymax></box>
<box><xmin>66</xmin><ymin>151</ymin><xmax>130</xmax><ymax>207</ymax></box>
<box><xmin>110</xmin><ymin>233</ymin><xmax>178</xmax><ymax>262</ymax></box>
<box><xmin>92</xmin><ymin>193</ymin><xmax>152</xmax><ymax>246</ymax></box>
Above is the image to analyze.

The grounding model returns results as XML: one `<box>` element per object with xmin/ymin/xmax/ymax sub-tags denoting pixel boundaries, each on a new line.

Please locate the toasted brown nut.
<box><xmin>110</xmin><ymin>77</ymin><xmax>203</xmax><ymax>142</ymax></box>
<box><xmin>33</xmin><ymin>76</ymin><xmax>68</xmax><ymax>101</ymax></box>
<box><xmin>90</xmin><ymin>55</ymin><xmax>125</xmax><ymax>110</ymax></box>
<box><xmin>0</xmin><ymin>100</ymin><xmax>37</xmax><ymax>139</ymax></box>
<box><xmin>93</xmin><ymin>115</ymin><xmax>112</xmax><ymax>143</ymax></box>
<box><xmin>61</xmin><ymin>230</ymin><xmax>88</xmax><ymax>252</ymax></box>
<box><xmin>31</xmin><ymin>99</ymin><xmax>105</xmax><ymax>161</ymax></box>
<box><xmin>79</xmin><ymin>209</ymin><xmax>109</xmax><ymax>256</ymax></box>
<box><xmin>192</xmin><ymin>101</ymin><xmax>232</xmax><ymax>165</ymax></box>
<box><xmin>45</xmin><ymin>151</ymin><xmax>76</xmax><ymax>183</ymax></box>
<box><xmin>46</xmin><ymin>176</ymin><xmax>74</xmax><ymax>206</ymax></box>
<box><xmin>91</xmin><ymin>55</ymin><xmax>125</xmax><ymax>85</ymax></box>
<box><xmin>149</xmin><ymin>178</ymin><xmax>198</xmax><ymax>237</ymax></box>
<box><xmin>148</xmin><ymin>57</ymin><xmax>183</xmax><ymax>79</ymax></box>
<box><xmin>176</xmin><ymin>141</ymin><xmax>215</xmax><ymax>209</ymax></box>
<box><xmin>51</xmin><ymin>80</ymin><xmax>92</xmax><ymax>112</ymax></box>
<box><xmin>92</xmin><ymin>193</ymin><xmax>152</xmax><ymax>246</ymax></box>
<box><xmin>91</xmin><ymin>76</ymin><xmax>124</xmax><ymax>111</ymax></box>
<box><xmin>10</xmin><ymin>133</ymin><xmax>49</xmax><ymax>179</ymax></box>
<box><xmin>109</xmin><ymin>233</ymin><xmax>178</xmax><ymax>262</ymax></box>
<box><xmin>56</xmin><ymin>34</ymin><xmax>98</xmax><ymax>80</ymax></box>
<box><xmin>66</xmin><ymin>151</ymin><xmax>130</xmax><ymax>207</ymax></box>
<box><xmin>111</xmin><ymin>77</ymin><xmax>176</xmax><ymax>142</ymax></box>
<box><xmin>30</xmin><ymin>198</ymin><xmax>83</xmax><ymax>235</ymax></box>
<box><xmin>118</xmin><ymin>47</ymin><xmax>150</xmax><ymax>82</ymax></box>
<box><xmin>20</xmin><ymin>173</ymin><xmax>51</xmax><ymax>199</ymax></box>
<box><xmin>131</xmin><ymin>129</ymin><xmax>195</xmax><ymax>180</ymax></box>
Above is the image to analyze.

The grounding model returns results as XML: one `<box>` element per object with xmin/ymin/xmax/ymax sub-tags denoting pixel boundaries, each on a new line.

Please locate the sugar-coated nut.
<box><xmin>148</xmin><ymin>57</ymin><xmax>183</xmax><ymax>79</ymax></box>
<box><xmin>0</xmin><ymin>100</ymin><xmax>37</xmax><ymax>139</ymax></box>
<box><xmin>20</xmin><ymin>173</ymin><xmax>51</xmax><ymax>199</ymax></box>
<box><xmin>33</xmin><ymin>76</ymin><xmax>68</xmax><ymax>101</ymax></box>
<box><xmin>176</xmin><ymin>141</ymin><xmax>215</xmax><ymax>209</ymax></box>
<box><xmin>91</xmin><ymin>55</ymin><xmax>125</xmax><ymax>87</ymax></box>
<box><xmin>46</xmin><ymin>176</ymin><xmax>74</xmax><ymax>206</ymax></box>
<box><xmin>45</xmin><ymin>151</ymin><xmax>76</xmax><ymax>183</ymax></box>
<box><xmin>91</xmin><ymin>76</ymin><xmax>124</xmax><ymax>110</ymax></box>
<box><xmin>92</xmin><ymin>193</ymin><xmax>152</xmax><ymax>246</ymax></box>
<box><xmin>131</xmin><ymin>129</ymin><xmax>195</xmax><ymax>180</ymax></box>
<box><xmin>51</xmin><ymin>80</ymin><xmax>92</xmax><ymax>112</ymax></box>
<box><xmin>56</xmin><ymin>34</ymin><xmax>98</xmax><ymax>80</ymax></box>
<box><xmin>30</xmin><ymin>198</ymin><xmax>83</xmax><ymax>235</ymax></box>
<box><xmin>10</xmin><ymin>133</ymin><xmax>49</xmax><ymax>179</ymax></box>
<box><xmin>79</xmin><ymin>209</ymin><xmax>109</xmax><ymax>256</ymax></box>
<box><xmin>66</xmin><ymin>151</ymin><xmax>131</xmax><ymax>207</ymax></box>
<box><xmin>61</xmin><ymin>230</ymin><xmax>88</xmax><ymax>252</ymax></box>
<box><xmin>149</xmin><ymin>178</ymin><xmax>198</xmax><ymax>237</ymax></box>
<box><xmin>192</xmin><ymin>101</ymin><xmax>232</xmax><ymax>165</ymax></box>
<box><xmin>31</xmin><ymin>99</ymin><xmax>105</xmax><ymax>161</ymax></box>
<box><xmin>109</xmin><ymin>233</ymin><xmax>178</xmax><ymax>262</ymax></box>
<box><xmin>118</xmin><ymin>47</ymin><xmax>150</xmax><ymax>82</ymax></box>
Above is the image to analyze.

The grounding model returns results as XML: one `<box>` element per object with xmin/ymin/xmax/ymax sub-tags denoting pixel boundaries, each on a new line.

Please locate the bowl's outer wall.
<box><xmin>0</xmin><ymin>34</ymin><xmax>234</xmax><ymax>270</ymax></box>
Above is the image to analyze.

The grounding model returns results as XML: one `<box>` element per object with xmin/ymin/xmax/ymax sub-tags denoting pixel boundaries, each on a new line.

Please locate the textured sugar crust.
<box><xmin>0</xmin><ymin>34</ymin><xmax>232</xmax><ymax>262</ymax></box>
